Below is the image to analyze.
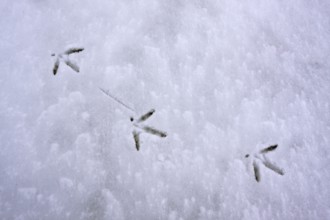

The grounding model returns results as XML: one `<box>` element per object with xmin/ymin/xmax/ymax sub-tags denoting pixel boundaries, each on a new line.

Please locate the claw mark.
<box><xmin>137</xmin><ymin>109</ymin><xmax>155</xmax><ymax>123</ymax></box>
<box><xmin>142</xmin><ymin>126</ymin><xmax>167</xmax><ymax>137</ymax></box>
<box><xmin>64</xmin><ymin>48</ymin><xmax>84</xmax><ymax>55</ymax></box>
<box><xmin>133</xmin><ymin>131</ymin><xmax>140</xmax><ymax>151</ymax></box>
<box><xmin>262</xmin><ymin>159</ymin><xmax>284</xmax><ymax>176</ymax></box>
<box><xmin>64</xmin><ymin>60</ymin><xmax>80</xmax><ymax>73</ymax></box>
<box><xmin>260</xmin><ymin>144</ymin><xmax>278</xmax><ymax>154</ymax></box>
<box><xmin>53</xmin><ymin>58</ymin><xmax>60</xmax><ymax>75</ymax></box>
<box><xmin>51</xmin><ymin>47</ymin><xmax>84</xmax><ymax>75</ymax></box>
<box><xmin>253</xmin><ymin>161</ymin><xmax>260</xmax><ymax>182</ymax></box>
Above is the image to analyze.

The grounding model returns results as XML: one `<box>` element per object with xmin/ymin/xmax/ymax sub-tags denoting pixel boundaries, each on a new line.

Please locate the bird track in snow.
<box><xmin>51</xmin><ymin>47</ymin><xmax>84</xmax><ymax>75</ymax></box>
<box><xmin>245</xmin><ymin>144</ymin><xmax>284</xmax><ymax>182</ymax></box>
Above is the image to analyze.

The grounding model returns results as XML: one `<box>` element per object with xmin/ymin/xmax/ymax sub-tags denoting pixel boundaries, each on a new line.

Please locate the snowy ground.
<box><xmin>1</xmin><ymin>0</ymin><xmax>330</xmax><ymax>219</ymax></box>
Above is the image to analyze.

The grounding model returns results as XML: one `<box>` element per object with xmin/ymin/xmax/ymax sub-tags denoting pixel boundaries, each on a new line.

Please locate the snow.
<box><xmin>1</xmin><ymin>0</ymin><xmax>330</xmax><ymax>219</ymax></box>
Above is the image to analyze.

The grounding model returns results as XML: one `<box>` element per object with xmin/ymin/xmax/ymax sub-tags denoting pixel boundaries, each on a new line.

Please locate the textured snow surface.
<box><xmin>1</xmin><ymin>0</ymin><xmax>330</xmax><ymax>219</ymax></box>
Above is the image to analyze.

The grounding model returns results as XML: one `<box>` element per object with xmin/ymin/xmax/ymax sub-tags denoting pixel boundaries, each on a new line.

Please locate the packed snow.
<box><xmin>1</xmin><ymin>0</ymin><xmax>330</xmax><ymax>219</ymax></box>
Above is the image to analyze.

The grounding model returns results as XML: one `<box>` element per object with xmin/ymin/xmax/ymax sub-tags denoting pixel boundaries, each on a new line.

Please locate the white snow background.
<box><xmin>1</xmin><ymin>0</ymin><xmax>330</xmax><ymax>219</ymax></box>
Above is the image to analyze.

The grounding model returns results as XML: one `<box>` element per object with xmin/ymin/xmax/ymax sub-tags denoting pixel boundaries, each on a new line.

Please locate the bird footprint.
<box><xmin>52</xmin><ymin>47</ymin><xmax>84</xmax><ymax>75</ymax></box>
